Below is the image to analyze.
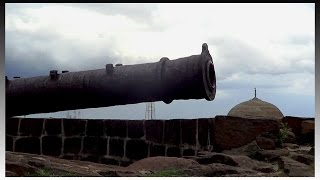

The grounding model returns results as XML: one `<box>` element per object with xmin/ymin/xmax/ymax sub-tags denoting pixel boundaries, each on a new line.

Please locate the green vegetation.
<box><xmin>277</xmin><ymin>122</ymin><xmax>292</xmax><ymax>147</ymax></box>
<box><xmin>148</xmin><ymin>169</ymin><xmax>187</xmax><ymax>177</ymax></box>
<box><xmin>26</xmin><ymin>168</ymin><xmax>79</xmax><ymax>177</ymax></box>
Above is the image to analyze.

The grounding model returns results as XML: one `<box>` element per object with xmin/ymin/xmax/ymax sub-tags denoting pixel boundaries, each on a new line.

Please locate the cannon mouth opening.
<box><xmin>208</xmin><ymin>63</ymin><xmax>215</xmax><ymax>88</ymax></box>
<box><xmin>203</xmin><ymin>60</ymin><xmax>216</xmax><ymax>101</ymax></box>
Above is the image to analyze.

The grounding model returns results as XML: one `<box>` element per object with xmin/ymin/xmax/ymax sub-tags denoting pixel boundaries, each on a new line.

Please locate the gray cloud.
<box><xmin>6</xmin><ymin>3</ymin><xmax>315</xmax><ymax>119</ymax></box>
<box><xmin>63</xmin><ymin>3</ymin><xmax>158</xmax><ymax>24</ymax></box>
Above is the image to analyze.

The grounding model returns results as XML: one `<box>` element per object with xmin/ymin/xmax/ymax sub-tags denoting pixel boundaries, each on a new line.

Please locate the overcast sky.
<box><xmin>5</xmin><ymin>3</ymin><xmax>315</xmax><ymax>119</ymax></box>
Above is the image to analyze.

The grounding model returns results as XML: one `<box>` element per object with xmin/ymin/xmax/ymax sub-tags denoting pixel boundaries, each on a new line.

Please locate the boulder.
<box><xmin>214</xmin><ymin>116</ymin><xmax>279</xmax><ymax>150</ymax></box>
<box><xmin>207</xmin><ymin>163</ymin><xmax>257</xmax><ymax>176</ymax></box>
<box><xmin>127</xmin><ymin>156</ymin><xmax>201</xmax><ymax>171</ymax></box>
<box><xmin>278</xmin><ymin>156</ymin><xmax>314</xmax><ymax>177</ymax></box>
<box><xmin>308</xmin><ymin>147</ymin><xmax>314</xmax><ymax>156</ymax></box>
<box><xmin>222</xmin><ymin>140</ymin><xmax>261</xmax><ymax>157</ymax></box>
<box><xmin>256</xmin><ymin>136</ymin><xmax>276</xmax><ymax>150</ymax></box>
<box><xmin>283</xmin><ymin>131</ymin><xmax>296</xmax><ymax>144</ymax></box>
<box><xmin>300</xmin><ymin>120</ymin><xmax>314</xmax><ymax>145</ymax></box>
<box><xmin>282</xmin><ymin>116</ymin><xmax>314</xmax><ymax>137</ymax></box>
<box><xmin>253</xmin><ymin>149</ymin><xmax>289</xmax><ymax>162</ymax></box>
<box><xmin>191</xmin><ymin>153</ymin><xmax>238</xmax><ymax>166</ymax></box>
<box><xmin>289</xmin><ymin>152</ymin><xmax>314</xmax><ymax>166</ymax></box>
<box><xmin>301</xmin><ymin>120</ymin><xmax>314</xmax><ymax>134</ymax></box>
<box><xmin>189</xmin><ymin>152</ymin><xmax>276</xmax><ymax>174</ymax></box>
<box><xmin>283</xmin><ymin>143</ymin><xmax>299</xmax><ymax>149</ymax></box>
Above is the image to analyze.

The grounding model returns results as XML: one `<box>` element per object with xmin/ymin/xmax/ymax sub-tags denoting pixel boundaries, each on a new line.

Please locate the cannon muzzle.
<box><xmin>6</xmin><ymin>43</ymin><xmax>216</xmax><ymax>117</ymax></box>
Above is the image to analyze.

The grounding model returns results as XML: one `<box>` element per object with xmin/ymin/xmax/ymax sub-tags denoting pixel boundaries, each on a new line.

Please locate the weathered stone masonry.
<box><xmin>6</xmin><ymin>118</ymin><xmax>215</xmax><ymax>166</ymax></box>
<box><xmin>6</xmin><ymin>116</ymin><xmax>314</xmax><ymax>166</ymax></box>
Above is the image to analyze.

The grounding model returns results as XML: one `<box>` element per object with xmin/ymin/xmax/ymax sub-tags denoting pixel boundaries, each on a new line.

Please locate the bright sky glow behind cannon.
<box><xmin>5</xmin><ymin>3</ymin><xmax>315</xmax><ymax>119</ymax></box>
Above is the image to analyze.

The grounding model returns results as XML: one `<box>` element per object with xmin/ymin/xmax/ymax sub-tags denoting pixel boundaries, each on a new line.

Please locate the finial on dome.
<box><xmin>254</xmin><ymin>88</ymin><xmax>256</xmax><ymax>98</ymax></box>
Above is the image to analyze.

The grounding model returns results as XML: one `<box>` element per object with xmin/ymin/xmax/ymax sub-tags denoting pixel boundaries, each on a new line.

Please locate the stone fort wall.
<box><xmin>6</xmin><ymin>116</ymin><xmax>314</xmax><ymax>166</ymax></box>
<box><xmin>6</xmin><ymin>117</ymin><xmax>214</xmax><ymax>166</ymax></box>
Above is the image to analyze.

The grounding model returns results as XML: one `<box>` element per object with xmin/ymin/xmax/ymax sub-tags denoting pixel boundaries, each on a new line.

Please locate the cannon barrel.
<box><xmin>6</xmin><ymin>43</ymin><xmax>216</xmax><ymax>117</ymax></box>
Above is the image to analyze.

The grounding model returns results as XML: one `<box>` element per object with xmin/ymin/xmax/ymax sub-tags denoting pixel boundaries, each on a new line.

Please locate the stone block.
<box><xmin>15</xmin><ymin>137</ymin><xmax>40</xmax><ymax>154</ymax></box>
<box><xmin>198</xmin><ymin>118</ymin><xmax>211</xmax><ymax>147</ymax></box>
<box><xmin>44</xmin><ymin>119</ymin><xmax>61</xmax><ymax>135</ymax></box>
<box><xmin>214</xmin><ymin>116</ymin><xmax>279</xmax><ymax>150</ymax></box>
<box><xmin>86</xmin><ymin>120</ymin><xmax>104</xmax><ymax>136</ymax></box>
<box><xmin>101</xmin><ymin>157</ymin><xmax>119</xmax><ymax>166</ymax></box>
<box><xmin>105</xmin><ymin>120</ymin><xmax>127</xmax><ymax>138</ymax></box>
<box><xmin>183</xmin><ymin>149</ymin><xmax>196</xmax><ymax>156</ymax></box>
<box><xmin>208</xmin><ymin>118</ymin><xmax>215</xmax><ymax>148</ymax></box>
<box><xmin>63</xmin><ymin>119</ymin><xmax>86</xmax><ymax>137</ymax></box>
<box><xmin>109</xmin><ymin>138</ymin><xmax>124</xmax><ymax>157</ymax></box>
<box><xmin>6</xmin><ymin>135</ymin><xmax>13</xmax><ymax>151</ymax></box>
<box><xmin>128</xmin><ymin>120</ymin><xmax>144</xmax><ymax>139</ymax></box>
<box><xmin>181</xmin><ymin>119</ymin><xmax>197</xmax><ymax>145</ymax></box>
<box><xmin>42</xmin><ymin>136</ymin><xmax>62</xmax><ymax>156</ymax></box>
<box><xmin>64</xmin><ymin>137</ymin><xmax>82</xmax><ymax>154</ymax></box>
<box><xmin>164</xmin><ymin>120</ymin><xmax>181</xmax><ymax>145</ymax></box>
<box><xmin>83</xmin><ymin>137</ymin><xmax>108</xmax><ymax>155</ymax></box>
<box><xmin>19</xmin><ymin>118</ymin><xmax>44</xmax><ymax>137</ymax></box>
<box><xmin>149</xmin><ymin>144</ymin><xmax>165</xmax><ymax>157</ymax></box>
<box><xmin>119</xmin><ymin>160</ymin><xmax>133</xmax><ymax>167</ymax></box>
<box><xmin>126</xmin><ymin>140</ymin><xmax>148</xmax><ymax>160</ymax></box>
<box><xmin>62</xmin><ymin>155</ymin><xmax>77</xmax><ymax>160</ymax></box>
<box><xmin>166</xmin><ymin>146</ymin><xmax>181</xmax><ymax>157</ymax></box>
<box><xmin>145</xmin><ymin>120</ymin><xmax>163</xmax><ymax>143</ymax></box>
<box><xmin>6</xmin><ymin>118</ymin><xmax>19</xmax><ymax>136</ymax></box>
<box><xmin>301</xmin><ymin>120</ymin><xmax>314</xmax><ymax>134</ymax></box>
<box><xmin>282</xmin><ymin>116</ymin><xmax>314</xmax><ymax>136</ymax></box>
<box><xmin>80</xmin><ymin>155</ymin><xmax>100</xmax><ymax>163</ymax></box>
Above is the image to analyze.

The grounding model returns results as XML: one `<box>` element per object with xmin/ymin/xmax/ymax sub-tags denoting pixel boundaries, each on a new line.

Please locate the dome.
<box><xmin>227</xmin><ymin>97</ymin><xmax>284</xmax><ymax>120</ymax></box>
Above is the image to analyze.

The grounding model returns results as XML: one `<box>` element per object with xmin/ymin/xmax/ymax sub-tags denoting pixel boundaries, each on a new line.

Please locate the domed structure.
<box><xmin>227</xmin><ymin>89</ymin><xmax>284</xmax><ymax>120</ymax></box>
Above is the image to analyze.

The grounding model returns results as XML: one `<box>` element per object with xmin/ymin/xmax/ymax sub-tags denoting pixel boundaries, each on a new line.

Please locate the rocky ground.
<box><xmin>6</xmin><ymin>142</ymin><xmax>314</xmax><ymax>177</ymax></box>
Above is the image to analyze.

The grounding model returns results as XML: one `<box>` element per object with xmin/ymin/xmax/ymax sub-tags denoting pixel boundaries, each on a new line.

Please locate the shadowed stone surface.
<box><xmin>6</xmin><ymin>150</ymin><xmax>314</xmax><ymax>177</ymax></box>
<box><xmin>6</xmin><ymin>135</ymin><xmax>13</xmax><ymax>151</ymax></box>
<box><xmin>126</xmin><ymin>140</ymin><xmax>148</xmax><ymax>160</ymax></box>
<box><xmin>80</xmin><ymin>155</ymin><xmax>100</xmax><ymax>163</ymax></box>
<box><xmin>145</xmin><ymin>120</ymin><xmax>163</xmax><ymax>143</ymax></box>
<box><xmin>183</xmin><ymin>149</ymin><xmax>196</xmax><ymax>156</ymax></box>
<box><xmin>149</xmin><ymin>144</ymin><xmax>165</xmax><ymax>157</ymax></box>
<box><xmin>15</xmin><ymin>137</ymin><xmax>40</xmax><ymax>154</ymax></box>
<box><xmin>101</xmin><ymin>157</ymin><xmax>119</xmax><ymax>166</ymax></box>
<box><xmin>254</xmin><ymin>149</ymin><xmax>289</xmax><ymax>161</ymax></box>
<box><xmin>109</xmin><ymin>139</ymin><xmax>124</xmax><ymax>157</ymax></box>
<box><xmin>214</xmin><ymin>116</ymin><xmax>279</xmax><ymax>150</ymax></box>
<box><xmin>289</xmin><ymin>153</ymin><xmax>314</xmax><ymax>166</ymax></box>
<box><xmin>83</xmin><ymin>137</ymin><xmax>108</xmax><ymax>155</ymax></box>
<box><xmin>64</xmin><ymin>137</ymin><xmax>82</xmax><ymax>154</ymax></box>
<box><xmin>105</xmin><ymin>120</ymin><xmax>127</xmax><ymax>138</ymax></box>
<box><xmin>63</xmin><ymin>119</ymin><xmax>86</xmax><ymax>137</ymax></box>
<box><xmin>181</xmin><ymin>120</ymin><xmax>197</xmax><ymax>145</ymax></box>
<box><xmin>166</xmin><ymin>147</ymin><xmax>181</xmax><ymax>157</ymax></box>
<box><xmin>62</xmin><ymin>155</ymin><xmax>78</xmax><ymax>160</ymax></box>
<box><xmin>128</xmin><ymin>121</ymin><xmax>144</xmax><ymax>139</ymax></box>
<box><xmin>256</xmin><ymin>136</ymin><xmax>276</xmax><ymax>150</ymax></box>
<box><xmin>164</xmin><ymin>120</ymin><xmax>181</xmax><ymax>145</ymax></box>
<box><xmin>279</xmin><ymin>156</ymin><xmax>314</xmax><ymax>176</ymax></box>
<box><xmin>282</xmin><ymin>116</ymin><xmax>314</xmax><ymax>136</ymax></box>
<box><xmin>19</xmin><ymin>118</ymin><xmax>44</xmax><ymax>136</ymax></box>
<box><xmin>6</xmin><ymin>118</ymin><xmax>19</xmax><ymax>136</ymax></box>
<box><xmin>86</xmin><ymin>120</ymin><xmax>104</xmax><ymax>136</ymax></box>
<box><xmin>198</xmin><ymin>118</ymin><xmax>210</xmax><ymax>147</ymax></box>
<box><xmin>44</xmin><ymin>119</ymin><xmax>62</xmax><ymax>135</ymax></box>
<box><xmin>42</xmin><ymin>136</ymin><xmax>62</xmax><ymax>156</ymax></box>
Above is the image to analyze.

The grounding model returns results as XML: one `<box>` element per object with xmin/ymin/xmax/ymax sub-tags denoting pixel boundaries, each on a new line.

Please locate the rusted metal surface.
<box><xmin>6</xmin><ymin>43</ymin><xmax>216</xmax><ymax>117</ymax></box>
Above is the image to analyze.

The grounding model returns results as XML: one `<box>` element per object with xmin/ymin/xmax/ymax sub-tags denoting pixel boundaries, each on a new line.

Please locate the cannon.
<box><xmin>6</xmin><ymin>43</ymin><xmax>216</xmax><ymax>117</ymax></box>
